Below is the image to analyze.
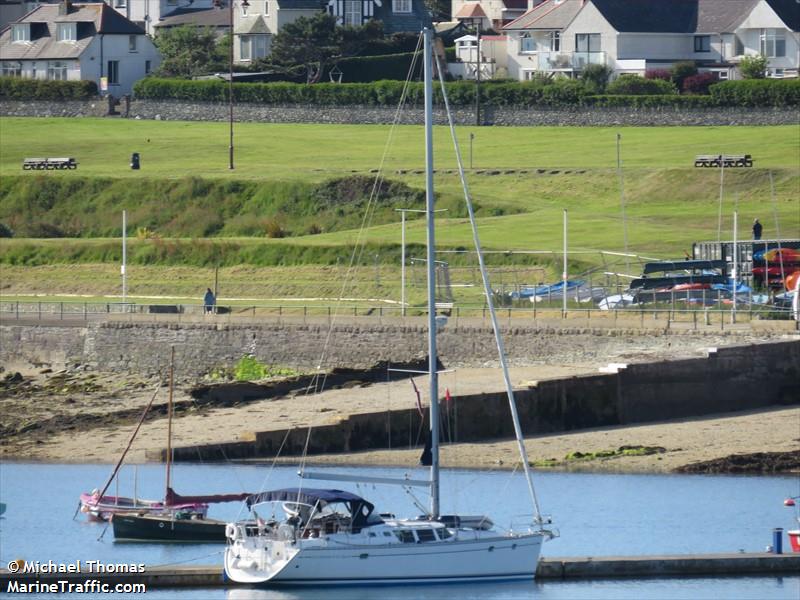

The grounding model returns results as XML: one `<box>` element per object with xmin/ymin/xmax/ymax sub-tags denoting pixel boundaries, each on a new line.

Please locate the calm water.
<box><xmin>0</xmin><ymin>462</ymin><xmax>798</xmax><ymax>599</ymax></box>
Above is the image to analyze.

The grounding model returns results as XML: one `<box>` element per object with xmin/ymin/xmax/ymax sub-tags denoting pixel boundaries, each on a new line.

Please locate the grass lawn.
<box><xmin>1</xmin><ymin>118</ymin><xmax>799</xmax><ymax>178</ymax></box>
<box><xmin>1</xmin><ymin>118</ymin><xmax>798</xmax><ymax>300</ymax></box>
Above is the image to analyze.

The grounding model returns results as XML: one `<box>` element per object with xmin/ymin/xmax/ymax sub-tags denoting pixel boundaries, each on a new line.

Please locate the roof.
<box><xmin>481</xmin><ymin>34</ymin><xmax>508</xmax><ymax>41</ymax></box>
<box><xmin>504</xmin><ymin>0</ymin><xmax>582</xmax><ymax>31</ymax></box>
<box><xmin>236</xmin><ymin>14</ymin><xmax>271</xmax><ymax>34</ymax></box>
<box><xmin>505</xmin><ymin>0</ymin><xmax>794</xmax><ymax>34</ymax></box>
<box><xmin>274</xmin><ymin>0</ymin><xmax>326</xmax><ymax>9</ymax></box>
<box><xmin>765</xmin><ymin>0</ymin><xmax>800</xmax><ymax>31</ymax></box>
<box><xmin>13</xmin><ymin>2</ymin><xmax>144</xmax><ymax>34</ymax></box>
<box><xmin>0</xmin><ymin>2</ymin><xmax>145</xmax><ymax>61</ymax></box>
<box><xmin>590</xmin><ymin>0</ymin><xmax>757</xmax><ymax>33</ymax></box>
<box><xmin>155</xmin><ymin>7</ymin><xmax>231</xmax><ymax>29</ymax></box>
<box><xmin>454</xmin><ymin>3</ymin><xmax>488</xmax><ymax>19</ymax></box>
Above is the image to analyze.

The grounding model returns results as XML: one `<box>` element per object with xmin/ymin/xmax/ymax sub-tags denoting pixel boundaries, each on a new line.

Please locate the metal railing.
<box><xmin>0</xmin><ymin>299</ymin><xmax>794</xmax><ymax>330</ymax></box>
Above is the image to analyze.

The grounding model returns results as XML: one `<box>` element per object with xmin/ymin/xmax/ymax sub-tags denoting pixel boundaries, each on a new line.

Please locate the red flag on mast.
<box><xmin>445</xmin><ymin>388</ymin><xmax>452</xmax><ymax>404</ymax></box>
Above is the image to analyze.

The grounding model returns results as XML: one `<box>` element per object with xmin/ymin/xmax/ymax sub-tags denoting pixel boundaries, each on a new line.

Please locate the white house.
<box><xmin>0</xmin><ymin>0</ymin><xmax>161</xmax><ymax>95</ymax></box>
<box><xmin>504</xmin><ymin>0</ymin><xmax>799</xmax><ymax>81</ymax></box>
<box><xmin>231</xmin><ymin>0</ymin><xmax>321</xmax><ymax>64</ymax></box>
<box><xmin>451</xmin><ymin>0</ymin><xmax>539</xmax><ymax>31</ymax></box>
<box><xmin>101</xmin><ymin>0</ymin><xmax>218</xmax><ymax>36</ymax></box>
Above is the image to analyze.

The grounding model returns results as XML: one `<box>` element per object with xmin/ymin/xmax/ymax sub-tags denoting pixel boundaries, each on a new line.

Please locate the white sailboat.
<box><xmin>223</xmin><ymin>28</ymin><xmax>555</xmax><ymax>586</ymax></box>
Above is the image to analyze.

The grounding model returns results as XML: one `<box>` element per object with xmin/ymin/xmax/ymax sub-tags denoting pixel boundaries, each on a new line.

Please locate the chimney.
<box><xmin>58</xmin><ymin>1</ymin><xmax>73</xmax><ymax>16</ymax></box>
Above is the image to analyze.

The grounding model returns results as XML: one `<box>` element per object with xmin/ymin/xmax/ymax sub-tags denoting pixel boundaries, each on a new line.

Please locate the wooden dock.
<box><xmin>2</xmin><ymin>554</ymin><xmax>798</xmax><ymax>589</ymax></box>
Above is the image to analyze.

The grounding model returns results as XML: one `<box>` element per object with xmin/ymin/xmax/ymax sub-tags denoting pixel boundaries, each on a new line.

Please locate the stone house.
<box><xmin>503</xmin><ymin>0</ymin><xmax>799</xmax><ymax>81</ymax></box>
<box><xmin>0</xmin><ymin>0</ymin><xmax>161</xmax><ymax>95</ymax></box>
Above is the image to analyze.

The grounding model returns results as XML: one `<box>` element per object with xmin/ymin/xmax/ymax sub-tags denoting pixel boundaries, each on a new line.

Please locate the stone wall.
<box><xmin>1</xmin><ymin>318</ymin><xmax>793</xmax><ymax>377</ymax></box>
<box><xmin>168</xmin><ymin>339</ymin><xmax>800</xmax><ymax>461</ymax></box>
<box><xmin>2</xmin><ymin>99</ymin><xmax>796</xmax><ymax>126</ymax></box>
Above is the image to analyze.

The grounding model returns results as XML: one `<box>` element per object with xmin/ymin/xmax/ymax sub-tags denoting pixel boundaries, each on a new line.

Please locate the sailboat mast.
<box><xmin>423</xmin><ymin>27</ymin><xmax>440</xmax><ymax>520</ymax></box>
<box><xmin>165</xmin><ymin>346</ymin><xmax>174</xmax><ymax>499</ymax></box>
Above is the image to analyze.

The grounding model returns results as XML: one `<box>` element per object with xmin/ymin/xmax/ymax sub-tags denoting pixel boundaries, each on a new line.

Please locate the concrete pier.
<box><xmin>2</xmin><ymin>554</ymin><xmax>798</xmax><ymax>589</ymax></box>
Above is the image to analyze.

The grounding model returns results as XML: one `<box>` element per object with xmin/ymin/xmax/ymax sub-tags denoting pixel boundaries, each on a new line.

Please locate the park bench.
<box><xmin>22</xmin><ymin>157</ymin><xmax>78</xmax><ymax>170</ymax></box>
<box><xmin>694</xmin><ymin>154</ymin><xmax>753</xmax><ymax>168</ymax></box>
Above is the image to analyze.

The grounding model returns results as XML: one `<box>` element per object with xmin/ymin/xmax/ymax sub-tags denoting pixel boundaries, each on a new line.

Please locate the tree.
<box><xmin>580</xmin><ymin>64</ymin><xmax>612</xmax><ymax>94</ymax></box>
<box><xmin>670</xmin><ymin>61</ymin><xmax>697</xmax><ymax>92</ymax></box>
<box><xmin>739</xmin><ymin>54</ymin><xmax>768</xmax><ymax>79</ymax></box>
<box><xmin>269</xmin><ymin>13</ymin><xmax>343</xmax><ymax>84</ymax></box>
<box><xmin>154</xmin><ymin>26</ymin><xmax>226</xmax><ymax>78</ymax></box>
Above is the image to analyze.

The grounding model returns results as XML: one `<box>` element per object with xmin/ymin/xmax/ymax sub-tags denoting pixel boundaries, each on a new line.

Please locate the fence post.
<box><xmin>84</xmin><ymin>303</ymin><xmax>87</xmax><ymax>320</ymax></box>
<box><xmin>38</xmin><ymin>302</ymin><xmax>41</xmax><ymax>320</ymax></box>
<box><xmin>61</xmin><ymin>302</ymin><xmax>64</xmax><ymax>320</ymax></box>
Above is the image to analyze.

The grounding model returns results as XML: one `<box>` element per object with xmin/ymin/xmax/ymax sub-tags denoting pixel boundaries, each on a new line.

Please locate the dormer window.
<box><xmin>393</xmin><ymin>0</ymin><xmax>411</xmax><ymax>13</ymax></box>
<box><xmin>12</xmin><ymin>24</ymin><xmax>30</xmax><ymax>43</ymax></box>
<box><xmin>56</xmin><ymin>23</ymin><xmax>77</xmax><ymax>42</ymax></box>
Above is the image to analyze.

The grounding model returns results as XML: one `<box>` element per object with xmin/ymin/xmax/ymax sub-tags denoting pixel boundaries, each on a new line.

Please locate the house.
<box><xmin>0</xmin><ymin>0</ymin><xmax>161</xmax><ymax>95</ymax></box>
<box><xmin>231</xmin><ymin>0</ymin><xmax>431</xmax><ymax>64</ymax></box>
<box><xmin>325</xmin><ymin>0</ymin><xmax>431</xmax><ymax>34</ymax></box>
<box><xmin>152</xmin><ymin>5</ymin><xmax>230</xmax><ymax>38</ymax></box>
<box><xmin>504</xmin><ymin>0</ymin><xmax>799</xmax><ymax>81</ymax></box>
<box><xmin>451</xmin><ymin>0</ymin><xmax>539</xmax><ymax>31</ymax></box>
<box><xmin>101</xmin><ymin>0</ymin><xmax>219</xmax><ymax>36</ymax></box>
<box><xmin>451</xmin><ymin>33</ymin><xmax>508</xmax><ymax>78</ymax></box>
<box><xmin>231</xmin><ymin>0</ymin><xmax>321</xmax><ymax>63</ymax></box>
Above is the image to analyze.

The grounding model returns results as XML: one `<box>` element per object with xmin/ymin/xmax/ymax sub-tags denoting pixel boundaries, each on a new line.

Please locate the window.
<box><xmin>129</xmin><ymin>35</ymin><xmax>137</xmax><ymax>52</ymax></box>
<box><xmin>520</xmin><ymin>33</ymin><xmax>534</xmax><ymax>54</ymax></box>
<box><xmin>344</xmin><ymin>0</ymin><xmax>361</xmax><ymax>27</ymax></box>
<box><xmin>694</xmin><ymin>35</ymin><xmax>710</xmax><ymax>52</ymax></box>
<box><xmin>56</xmin><ymin>23</ymin><xmax>77</xmax><ymax>42</ymax></box>
<box><xmin>759</xmin><ymin>29</ymin><xmax>785</xmax><ymax>57</ymax></box>
<box><xmin>145</xmin><ymin>60</ymin><xmax>151</xmax><ymax>74</ymax></box>
<box><xmin>107</xmin><ymin>60</ymin><xmax>119</xmax><ymax>85</ymax></box>
<box><xmin>47</xmin><ymin>61</ymin><xmax>68</xmax><ymax>81</ymax></box>
<box><xmin>416</xmin><ymin>529</ymin><xmax>436</xmax><ymax>543</ymax></box>
<box><xmin>264</xmin><ymin>0</ymin><xmax>270</xmax><ymax>15</ymax></box>
<box><xmin>240</xmin><ymin>35</ymin><xmax>268</xmax><ymax>61</ymax></box>
<box><xmin>393</xmin><ymin>0</ymin><xmax>411</xmax><ymax>13</ymax></box>
<box><xmin>734</xmin><ymin>35</ymin><xmax>744</xmax><ymax>56</ymax></box>
<box><xmin>12</xmin><ymin>24</ymin><xmax>30</xmax><ymax>43</ymax></box>
<box><xmin>115</xmin><ymin>0</ymin><xmax>126</xmax><ymax>6</ymax></box>
<box><xmin>549</xmin><ymin>31</ymin><xmax>560</xmax><ymax>52</ymax></box>
<box><xmin>1</xmin><ymin>62</ymin><xmax>22</xmax><ymax>77</ymax></box>
<box><xmin>575</xmin><ymin>33</ymin><xmax>600</xmax><ymax>52</ymax></box>
<box><xmin>395</xmin><ymin>530</ymin><xmax>415</xmax><ymax>543</ymax></box>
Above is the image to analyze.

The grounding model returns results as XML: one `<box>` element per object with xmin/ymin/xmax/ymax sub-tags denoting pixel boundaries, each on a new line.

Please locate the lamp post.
<box><xmin>216</xmin><ymin>0</ymin><xmax>249</xmax><ymax>170</ymax></box>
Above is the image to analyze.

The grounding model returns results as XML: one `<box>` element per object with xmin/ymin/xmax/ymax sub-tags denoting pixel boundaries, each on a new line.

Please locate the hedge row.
<box><xmin>0</xmin><ymin>77</ymin><xmax>98</xmax><ymax>100</ymax></box>
<box><xmin>710</xmin><ymin>79</ymin><xmax>800</xmax><ymax>107</ymax></box>
<box><xmin>328</xmin><ymin>51</ymin><xmax>423</xmax><ymax>83</ymax></box>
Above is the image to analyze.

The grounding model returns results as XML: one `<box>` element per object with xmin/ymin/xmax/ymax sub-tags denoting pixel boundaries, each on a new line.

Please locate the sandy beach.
<box><xmin>2</xmin><ymin>362</ymin><xmax>798</xmax><ymax>473</ymax></box>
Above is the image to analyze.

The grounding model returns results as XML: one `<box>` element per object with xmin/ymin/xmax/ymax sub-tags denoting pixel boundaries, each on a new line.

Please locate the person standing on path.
<box><xmin>752</xmin><ymin>219</ymin><xmax>763</xmax><ymax>240</ymax></box>
<box><xmin>204</xmin><ymin>288</ymin><xmax>215</xmax><ymax>314</ymax></box>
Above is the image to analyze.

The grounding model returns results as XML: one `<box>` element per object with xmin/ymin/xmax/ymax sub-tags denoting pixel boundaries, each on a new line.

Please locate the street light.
<box><xmin>215</xmin><ymin>0</ymin><xmax>249</xmax><ymax>170</ymax></box>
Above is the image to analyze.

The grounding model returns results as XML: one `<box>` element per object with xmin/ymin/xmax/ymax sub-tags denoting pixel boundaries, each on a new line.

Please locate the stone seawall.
<box><xmin>2</xmin><ymin>318</ymin><xmax>793</xmax><ymax>376</ymax></box>
<box><xmin>2</xmin><ymin>99</ymin><xmax>796</xmax><ymax>126</ymax></box>
<box><xmin>167</xmin><ymin>339</ymin><xmax>800</xmax><ymax>461</ymax></box>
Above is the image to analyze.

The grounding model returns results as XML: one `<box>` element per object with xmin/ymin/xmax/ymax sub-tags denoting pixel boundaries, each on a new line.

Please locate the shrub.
<box><xmin>739</xmin><ymin>54</ymin><xmax>768</xmax><ymax>79</ymax></box>
<box><xmin>264</xmin><ymin>218</ymin><xmax>286</xmax><ymax>238</ymax></box>
<box><xmin>580</xmin><ymin>64</ymin><xmax>613</xmax><ymax>94</ymax></box>
<box><xmin>606</xmin><ymin>74</ymin><xmax>677</xmax><ymax>95</ymax></box>
<box><xmin>645</xmin><ymin>69</ymin><xmax>671</xmax><ymax>81</ymax></box>
<box><xmin>670</xmin><ymin>61</ymin><xmax>697</xmax><ymax>91</ymax></box>
<box><xmin>710</xmin><ymin>79</ymin><xmax>800</xmax><ymax>107</ymax></box>
<box><xmin>682</xmin><ymin>72</ymin><xmax>718</xmax><ymax>95</ymax></box>
<box><xmin>0</xmin><ymin>77</ymin><xmax>98</xmax><ymax>100</ymax></box>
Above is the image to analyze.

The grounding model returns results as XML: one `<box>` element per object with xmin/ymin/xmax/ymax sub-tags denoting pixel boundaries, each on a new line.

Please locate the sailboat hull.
<box><xmin>225</xmin><ymin>532</ymin><xmax>544</xmax><ymax>585</ymax></box>
<box><xmin>112</xmin><ymin>513</ymin><xmax>226</xmax><ymax>543</ymax></box>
